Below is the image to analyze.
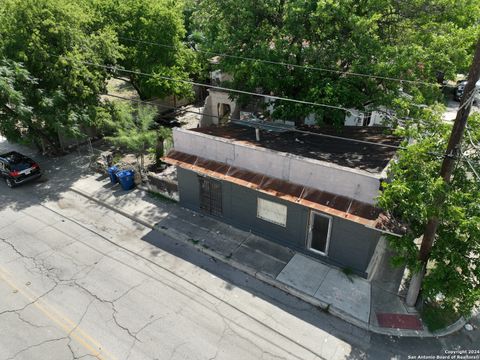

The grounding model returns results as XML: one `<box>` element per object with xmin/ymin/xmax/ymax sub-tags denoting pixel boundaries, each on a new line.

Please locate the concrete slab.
<box><xmin>179</xmin><ymin>210</ymin><xmax>252</xmax><ymax>245</ymax></box>
<box><xmin>276</xmin><ymin>254</ymin><xmax>330</xmax><ymax>296</ymax></box>
<box><xmin>242</xmin><ymin>236</ymin><xmax>295</xmax><ymax>263</ymax></box>
<box><xmin>0</xmin><ymin>208</ymin><xmax>27</xmax><ymax>230</ymax></box>
<box><xmin>315</xmin><ymin>270</ymin><xmax>371</xmax><ymax>324</ymax></box>
<box><xmin>202</xmin><ymin>234</ymin><xmax>244</xmax><ymax>256</ymax></box>
<box><xmin>23</xmin><ymin>205</ymin><xmax>64</xmax><ymax>226</ymax></box>
<box><xmin>232</xmin><ymin>245</ymin><xmax>287</xmax><ymax>278</ymax></box>
<box><xmin>157</xmin><ymin>216</ymin><xmax>209</xmax><ymax>238</ymax></box>
<box><xmin>369</xmin><ymin>284</ymin><xmax>409</xmax><ymax>327</ymax></box>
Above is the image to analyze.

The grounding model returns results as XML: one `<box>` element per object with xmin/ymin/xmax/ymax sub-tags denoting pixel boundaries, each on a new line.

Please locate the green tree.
<box><xmin>193</xmin><ymin>0</ymin><xmax>480</xmax><ymax>125</ymax></box>
<box><xmin>90</xmin><ymin>0</ymin><xmax>199</xmax><ymax>100</ymax></box>
<box><xmin>378</xmin><ymin>110</ymin><xmax>480</xmax><ymax>314</ymax></box>
<box><xmin>104</xmin><ymin>102</ymin><xmax>171</xmax><ymax>172</ymax></box>
<box><xmin>0</xmin><ymin>0</ymin><xmax>121</xmax><ymax>153</ymax></box>
<box><xmin>0</xmin><ymin>60</ymin><xmax>38</xmax><ymax>144</ymax></box>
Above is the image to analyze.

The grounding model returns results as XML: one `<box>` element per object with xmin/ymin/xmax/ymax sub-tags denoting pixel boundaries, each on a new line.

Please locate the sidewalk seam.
<box><xmin>70</xmin><ymin>185</ymin><xmax>468</xmax><ymax>338</ymax></box>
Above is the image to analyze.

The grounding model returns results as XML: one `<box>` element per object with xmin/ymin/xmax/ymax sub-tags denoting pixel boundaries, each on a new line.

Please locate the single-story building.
<box><xmin>163</xmin><ymin>123</ymin><xmax>403</xmax><ymax>279</ymax></box>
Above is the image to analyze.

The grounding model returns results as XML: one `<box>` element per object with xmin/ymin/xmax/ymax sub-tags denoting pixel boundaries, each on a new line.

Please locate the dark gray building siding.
<box><xmin>177</xmin><ymin>167</ymin><xmax>201</xmax><ymax>210</ymax></box>
<box><xmin>327</xmin><ymin>217</ymin><xmax>381</xmax><ymax>273</ymax></box>
<box><xmin>177</xmin><ymin>168</ymin><xmax>381</xmax><ymax>276</ymax></box>
<box><xmin>224</xmin><ymin>181</ymin><xmax>309</xmax><ymax>248</ymax></box>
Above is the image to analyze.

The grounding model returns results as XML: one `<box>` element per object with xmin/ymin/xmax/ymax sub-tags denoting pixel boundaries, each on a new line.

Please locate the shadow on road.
<box><xmin>0</xmin><ymin>137</ymin><xmax>97</xmax><ymax>212</ymax></box>
<box><xmin>139</xmin><ymin>228</ymin><xmax>371</xmax><ymax>351</ymax></box>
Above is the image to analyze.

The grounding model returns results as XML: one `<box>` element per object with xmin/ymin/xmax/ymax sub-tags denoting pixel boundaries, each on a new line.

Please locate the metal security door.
<box><xmin>199</xmin><ymin>177</ymin><xmax>222</xmax><ymax>217</ymax></box>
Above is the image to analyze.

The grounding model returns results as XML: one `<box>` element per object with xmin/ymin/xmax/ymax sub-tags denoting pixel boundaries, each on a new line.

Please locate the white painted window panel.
<box><xmin>257</xmin><ymin>198</ymin><xmax>287</xmax><ymax>227</ymax></box>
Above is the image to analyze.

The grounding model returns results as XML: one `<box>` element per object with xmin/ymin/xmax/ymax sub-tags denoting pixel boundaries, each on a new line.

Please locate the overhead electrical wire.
<box><xmin>465</xmin><ymin>157</ymin><xmax>480</xmax><ymax>181</ymax></box>
<box><xmin>46</xmin><ymin>56</ymin><xmax>478</xmax><ymax>162</ymax></box>
<box><xmin>51</xmin><ymin>54</ymin><xmax>432</xmax><ymax>124</ymax></box>
<box><xmin>77</xmin><ymin>59</ymin><xmax>355</xmax><ymax>113</ymax></box>
<box><xmin>117</xmin><ymin>36</ymin><xmax>439</xmax><ymax>87</ymax></box>
<box><xmin>457</xmin><ymin>88</ymin><xmax>478</xmax><ymax>112</ymax></box>
<box><xmin>466</xmin><ymin>126</ymin><xmax>480</xmax><ymax>150</ymax></box>
<box><xmin>103</xmin><ymin>92</ymin><xmax>480</xmax><ymax>165</ymax></box>
<box><xmin>102</xmin><ymin>93</ymin><xmax>405</xmax><ymax>150</ymax></box>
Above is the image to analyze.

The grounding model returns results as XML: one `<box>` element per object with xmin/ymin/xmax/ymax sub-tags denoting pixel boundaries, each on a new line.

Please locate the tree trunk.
<box><xmin>155</xmin><ymin>135</ymin><xmax>164</xmax><ymax>167</ymax></box>
<box><xmin>129</xmin><ymin>75</ymin><xmax>146</xmax><ymax>100</ymax></box>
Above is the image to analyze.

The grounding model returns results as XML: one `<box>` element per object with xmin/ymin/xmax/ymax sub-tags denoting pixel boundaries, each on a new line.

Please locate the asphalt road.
<box><xmin>0</xmin><ymin>138</ymin><xmax>479</xmax><ymax>360</ymax></box>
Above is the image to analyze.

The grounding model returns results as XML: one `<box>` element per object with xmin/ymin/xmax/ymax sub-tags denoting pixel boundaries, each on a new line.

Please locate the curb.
<box><xmin>70</xmin><ymin>186</ymin><xmax>468</xmax><ymax>338</ymax></box>
<box><xmin>71</xmin><ymin>187</ymin><xmax>156</xmax><ymax>231</ymax></box>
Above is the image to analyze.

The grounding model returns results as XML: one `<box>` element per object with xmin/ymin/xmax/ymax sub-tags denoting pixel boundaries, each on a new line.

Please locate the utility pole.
<box><xmin>406</xmin><ymin>36</ymin><xmax>480</xmax><ymax>307</ymax></box>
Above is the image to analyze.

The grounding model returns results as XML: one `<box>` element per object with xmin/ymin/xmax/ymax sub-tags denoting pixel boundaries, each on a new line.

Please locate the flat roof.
<box><xmin>190</xmin><ymin>124</ymin><xmax>402</xmax><ymax>174</ymax></box>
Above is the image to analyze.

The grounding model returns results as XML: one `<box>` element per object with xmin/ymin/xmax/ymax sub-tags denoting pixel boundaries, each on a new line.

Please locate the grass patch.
<box><xmin>148</xmin><ymin>190</ymin><xmax>177</xmax><ymax>204</ymax></box>
<box><xmin>421</xmin><ymin>302</ymin><xmax>460</xmax><ymax>332</ymax></box>
<box><xmin>189</xmin><ymin>238</ymin><xmax>200</xmax><ymax>245</ymax></box>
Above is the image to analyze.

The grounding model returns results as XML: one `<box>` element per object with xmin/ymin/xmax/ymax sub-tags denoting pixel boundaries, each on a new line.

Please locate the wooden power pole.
<box><xmin>406</xmin><ymin>36</ymin><xmax>480</xmax><ymax>307</ymax></box>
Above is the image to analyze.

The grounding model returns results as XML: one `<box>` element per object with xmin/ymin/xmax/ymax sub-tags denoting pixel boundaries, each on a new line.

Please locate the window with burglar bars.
<box><xmin>199</xmin><ymin>176</ymin><xmax>223</xmax><ymax>217</ymax></box>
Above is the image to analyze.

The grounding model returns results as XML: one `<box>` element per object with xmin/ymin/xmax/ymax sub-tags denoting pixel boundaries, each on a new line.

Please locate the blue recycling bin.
<box><xmin>117</xmin><ymin>169</ymin><xmax>135</xmax><ymax>190</ymax></box>
<box><xmin>107</xmin><ymin>166</ymin><xmax>119</xmax><ymax>184</ymax></box>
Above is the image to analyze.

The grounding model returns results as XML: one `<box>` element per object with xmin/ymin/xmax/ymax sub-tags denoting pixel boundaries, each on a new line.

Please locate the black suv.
<box><xmin>0</xmin><ymin>151</ymin><xmax>41</xmax><ymax>188</ymax></box>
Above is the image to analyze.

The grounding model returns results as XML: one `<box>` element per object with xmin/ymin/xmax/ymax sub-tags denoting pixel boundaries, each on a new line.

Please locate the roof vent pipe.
<box><xmin>255</xmin><ymin>127</ymin><xmax>261</xmax><ymax>141</ymax></box>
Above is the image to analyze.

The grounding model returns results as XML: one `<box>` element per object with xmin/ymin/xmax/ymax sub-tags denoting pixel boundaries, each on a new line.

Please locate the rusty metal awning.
<box><xmin>163</xmin><ymin>150</ymin><xmax>405</xmax><ymax>235</ymax></box>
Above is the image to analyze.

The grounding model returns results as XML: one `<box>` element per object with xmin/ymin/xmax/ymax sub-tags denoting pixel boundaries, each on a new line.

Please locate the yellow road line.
<box><xmin>0</xmin><ymin>266</ymin><xmax>118</xmax><ymax>360</ymax></box>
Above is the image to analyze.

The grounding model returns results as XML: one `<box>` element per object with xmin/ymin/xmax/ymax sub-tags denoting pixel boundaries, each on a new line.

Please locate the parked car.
<box><xmin>454</xmin><ymin>80</ymin><xmax>468</xmax><ymax>101</ymax></box>
<box><xmin>454</xmin><ymin>79</ymin><xmax>480</xmax><ymax>103</ymax></box>
<box><xmin>0</xmin><ymin>151</ymin><xmax>41</xmax><ymax>188</ymax></box>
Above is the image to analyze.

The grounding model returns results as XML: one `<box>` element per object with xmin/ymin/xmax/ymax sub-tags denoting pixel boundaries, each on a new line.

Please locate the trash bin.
<box><xmin>107</xmin><ymin>166</ymin><xmax>119</xmax><ymax>184</ymax></box>
<box><xmin>117</xmin><ymin>169</ymin><xmax>135</xmax><ymax>191</ymax></box>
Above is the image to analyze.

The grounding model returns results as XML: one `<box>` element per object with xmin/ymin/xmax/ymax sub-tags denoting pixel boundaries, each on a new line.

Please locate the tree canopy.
<box><xmin>0</xmin><ymin>0</ymin><xmax>198</xmax><ymax>152</ymax></box>
<box><xmin>193</xmin><ymin>0</ymin><xmax>480</xmax><ymax>124</ymax></box>
<box><xmin>90</xmin><ymin>0</ymin><xmax>199</xmax><ymax>100</ymax></box>
<box><xmin>0</xmin><ymin>0</ymin><xmax>121</xmax><ymax>152</ymax></box>
<box><xmin>378</xmin><ymin>111</ymin><xmax>480</xmax><ymax>314</ymax></box>
<box><xmin>103</xmin><ymin>102</ymin><xmax>171</xmax><ymax>170</ymax></box>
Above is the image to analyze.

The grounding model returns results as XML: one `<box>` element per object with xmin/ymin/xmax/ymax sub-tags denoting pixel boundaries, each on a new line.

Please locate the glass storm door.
<box><xmin>307</xmin><ymin>211</ymin><xmax>331</xmax><ymax>255</ymax></box>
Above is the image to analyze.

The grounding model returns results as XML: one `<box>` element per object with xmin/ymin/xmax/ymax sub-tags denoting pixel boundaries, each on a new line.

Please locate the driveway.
<box><xmin>443</xmin><ymin>96</ymin><xmax>479</xmax><ymax>122</ymax></box>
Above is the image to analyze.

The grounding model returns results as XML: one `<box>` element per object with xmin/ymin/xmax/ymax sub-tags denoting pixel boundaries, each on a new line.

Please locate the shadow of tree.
<box><xmin>0</xmin><ymin>138</ymin><xmax>102</xmax><ymax>213</ymax></box>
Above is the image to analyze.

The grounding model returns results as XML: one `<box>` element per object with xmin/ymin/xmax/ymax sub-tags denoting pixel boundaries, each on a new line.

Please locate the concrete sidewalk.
<box><xmin>70</xmin><ymin>173</ymin><xmax>467</xmax><ymax>337</ymax></box>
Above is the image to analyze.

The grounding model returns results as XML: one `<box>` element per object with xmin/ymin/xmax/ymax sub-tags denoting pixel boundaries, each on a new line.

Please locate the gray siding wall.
<box><xmin>327</xmin><ymin>217</ymin><xmax>381</xmax><ymax>273</ymax></box>
<box><xmin>223</xmin><ymin>181</ymin><xmax>309</xmax><ymax>249</ymax></box>
<box><xmin>177</xmin><ymin>168</ymin><xmax>381</xmax><ymax>276</ymax></box>
<box><xmin>177</xmin><ymin>167</ymin><xmax>200</xmax><ymax>210</ymax></box>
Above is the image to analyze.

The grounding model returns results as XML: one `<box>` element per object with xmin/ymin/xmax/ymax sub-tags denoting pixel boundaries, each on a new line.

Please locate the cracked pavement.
<box><xmin>0</xmin><ymin>144</ymin><xmax>358</xmax><ymax>360</ymax></box>
<box><xmin>2</xmin><ymin>194</ymin><xmax>337</xmax><ymax>360</ymax></box>
<box><xmin>1</xmin><ymin>138</ymin><xmax>479</xmax><ymax>360</ymax></box>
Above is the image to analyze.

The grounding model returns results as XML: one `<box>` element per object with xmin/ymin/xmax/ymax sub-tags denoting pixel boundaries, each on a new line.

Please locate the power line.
<box><xmin>105</xmin><ymin>92</ymin><xmax>479</xmax><ymax>163</ymax></box>
<box><xmin>104</xmin><ymin>92</ymin><xmax>480</xmax><ymax>165</ymax></box>
<box><xmin>103</xmin><ymin>93</ymin><xmax>406</xmax><ymax>150</ymax></box>
<box><xmin>75</xmin><ymin>59</ymin><xmax>359</xmax><ymax>113</ymax></box>
<box><xmin>464</xmin><ymin>157</ymin><xmax>480</xmax><ymax>182</ymax></box>
<box><xmin>104</xmin><ymin>94</ymin><xmax>480</xmax><ymax>162</ymax></box>
<box><xmin>51</xmin><ymin>54</ymin><xmax>432</xmax><ymax>125</ymax></box>
<box><xmin>458</xmin><ymin>87</ymin><xmax>477</xmax><ymax>112</ymax></box>
<box><xmin>104</xmin><ymin>93</ymin><xmax>201</xmax><ymax>116</ymax></box>
<box><xmin>49</xmin><ymin>56</ymin><xmax>473</xmax><ymax>156</ymax></box>
<box><xmin>466</xmin><ymin>125</ymin><xmax>479</xmax><ymax>150</ymax></box>
<box><xmin>117</xmin><ymin>36</ymin><xmax>439</xmax><ymax>87</ymax></box>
